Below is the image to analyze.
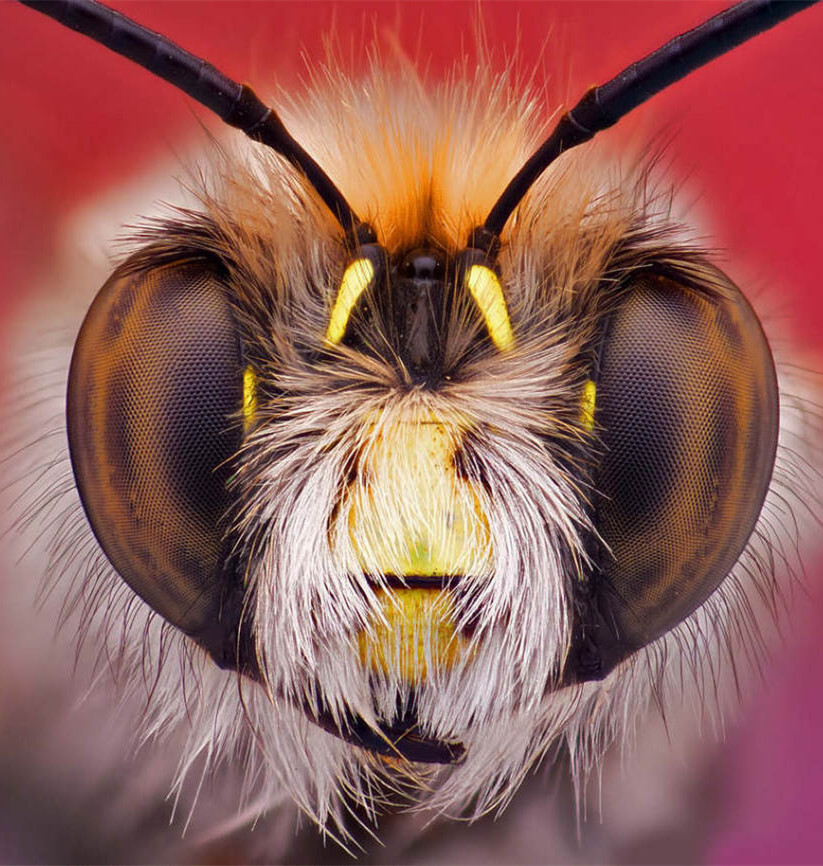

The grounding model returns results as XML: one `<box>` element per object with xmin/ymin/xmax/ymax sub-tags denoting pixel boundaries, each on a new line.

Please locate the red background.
<box><xmin>0</xmin><ymin>2</ymin><xmax>822</xmax><ymax>861</ymax></box>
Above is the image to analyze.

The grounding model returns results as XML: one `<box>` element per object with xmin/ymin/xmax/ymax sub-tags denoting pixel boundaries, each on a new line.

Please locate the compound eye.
<box><xmin>590</xmin><ymin>270</ymin><xmax>778</xmax><ymax>652</ymax></box>
<box><xmin>67</xmin><ymin>259</ymin><xmax>244</xmax><ymax>643</ymax></box>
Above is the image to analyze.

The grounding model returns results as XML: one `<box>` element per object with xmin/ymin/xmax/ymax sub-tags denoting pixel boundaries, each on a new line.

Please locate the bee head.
<box><xmin>27</xmin><ymin>0</ymin><xmax>793</xmax><ymax>787</ymax></box>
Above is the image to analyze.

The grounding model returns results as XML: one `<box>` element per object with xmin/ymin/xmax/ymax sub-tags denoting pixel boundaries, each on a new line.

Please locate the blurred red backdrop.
<box><xmin>0</xmin><ymin>2</ymin><xmax>822</xmax><ymax>862</ymax></box>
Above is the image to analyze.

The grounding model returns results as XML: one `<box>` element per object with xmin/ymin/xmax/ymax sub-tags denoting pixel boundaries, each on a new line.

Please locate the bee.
<box><xmin>1</xmin><ymin>0</ymin><xmax>822</xmax><ymax>861</ymax></box>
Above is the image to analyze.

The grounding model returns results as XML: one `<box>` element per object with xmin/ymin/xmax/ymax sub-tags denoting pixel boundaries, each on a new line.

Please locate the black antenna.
<box><xmin>483</xmin><ymin>0</ymin><xmax>820</xmax><ymax>241</ymax></box>
<box><xmin>19</xmin><ymin>0</ymin><xmax>371</xmax><ymax>243</ymax></box>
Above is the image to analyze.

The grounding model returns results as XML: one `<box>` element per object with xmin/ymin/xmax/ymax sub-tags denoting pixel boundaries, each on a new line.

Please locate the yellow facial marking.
<box><xmin>580</xmin><ymin>379</ymin><xmax>597</xmax><ymax>431</ymax></box>
<box><xmin>357</xmin><ymin>588</ymin><xmax>469</xmax><ymax>682</ymax></box>
<box><xmin>243</xmin><ymin>365</ymin><xmax>257</xmax><ymax>428</ymax></box>
<box><xmin>335</xmin><ymin>407</ymin><xmax>491</xmax><ymax>680</ymax></box>
<box><xmin>464</xmin><ymin>264</ymin><xmax>514</xmax><ymax>351</ymax></box>
<box><xmin>343</xmin><ymin>412</ymin><xmax>491</xmax><ymax>577</ymax></box>
<box><xmin>325</xmin><ymin>257</ymin><xmax>375</xmax><ymax>345</ymax></box>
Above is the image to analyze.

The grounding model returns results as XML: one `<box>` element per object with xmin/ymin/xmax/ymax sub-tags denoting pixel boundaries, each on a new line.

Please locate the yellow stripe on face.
<box><xmin>325</xmin><ymin>257</ymin><xmax>375</xmax><ymax>345</ymax></box>
<box><xmin>243</xmin><ymin>365</ymin><xmax>257</xmax><ymax>428</ymax></box>
<box><xmin>580</xmin><ymin>379</ymin><xmax>596</xmax><ymax>430</ymax></box>
<box><xmin>465</xmin><ymin>264</ymin><xmax>514</xmax><ymax>352</ymax></box>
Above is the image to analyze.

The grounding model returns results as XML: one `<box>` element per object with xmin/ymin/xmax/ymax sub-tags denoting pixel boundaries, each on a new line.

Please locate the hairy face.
<box><xmin>4</xmin><ymin>21</ymin><xmax>815</xmax><ymax>845</ymax></box>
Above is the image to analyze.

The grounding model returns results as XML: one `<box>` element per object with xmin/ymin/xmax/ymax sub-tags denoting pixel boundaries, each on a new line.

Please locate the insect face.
<box><xmin>1</xmin><ymin>0</ymin><xmax>823</xmax><ymax>856</ymax></box>
<box><xmin>61</xmin><ymin>116</ymin><xmax>780</xmax><ymax>750</ymax></box>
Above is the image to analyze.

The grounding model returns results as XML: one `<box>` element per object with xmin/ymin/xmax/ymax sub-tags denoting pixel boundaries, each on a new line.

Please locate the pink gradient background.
<box><xmin>0</xmin><ymin>2</ymin><xmax>822</xmax><ymax>862</ymax></box>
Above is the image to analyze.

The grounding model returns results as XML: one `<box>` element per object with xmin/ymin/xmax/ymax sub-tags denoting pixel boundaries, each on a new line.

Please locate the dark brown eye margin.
<box><xmin>562</xmin><ymin>264</ymin><xmax>778</xmax><ymax>685</ymax></box>
<box><xmin>67</xmin><ymin>256</ymin><xmax>256</xmax><ymax>669</ymax></box>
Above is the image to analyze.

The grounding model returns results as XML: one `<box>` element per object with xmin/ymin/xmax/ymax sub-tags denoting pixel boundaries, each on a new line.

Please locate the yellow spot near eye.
<box><xmin>580</xmin><ymin>379</ymin><xmax>597</xmax><ymax>430</ymax></box>
<box><xmin>243</xmin><ymin>365</ymin><xmax>257</xmax><ymax>428</ymax></box>
<box><xmin>325</xmin><ymin>257</ymin><xmax>375</xmax><ymax>345</ymax></box>
<box><xmin>465</xmin><ymin>264</ymin><xmax>514</xmax><ymax>352</ymax></box>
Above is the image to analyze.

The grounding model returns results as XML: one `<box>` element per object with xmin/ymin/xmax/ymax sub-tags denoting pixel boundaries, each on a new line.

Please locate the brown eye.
<box><xmin>67</xmin><ymin>258</ymin><xmax>245</xmax><ymax>651</ymax></box>
<box><xmin>586</xmin><ymin>269</ymin><xmax>778</xmax><ymax>658</ymax></box>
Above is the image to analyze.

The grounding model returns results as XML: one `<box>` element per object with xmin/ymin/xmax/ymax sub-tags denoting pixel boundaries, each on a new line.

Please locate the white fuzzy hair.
<box><xmin>2</xmin><ymin>50</ymin><xmax>821</xmax><ymax>852</ymax></box>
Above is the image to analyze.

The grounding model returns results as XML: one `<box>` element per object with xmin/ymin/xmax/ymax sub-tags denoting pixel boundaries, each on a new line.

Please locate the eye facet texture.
<box><xmin>590</xmin><ymin>270</ymin><xmax>779</xmax><ymax>652</ymax></box>
<box><xmin>67</xmin><ymin>260</ymin><xmax>244</xmax><ymax>643</ymax></box>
